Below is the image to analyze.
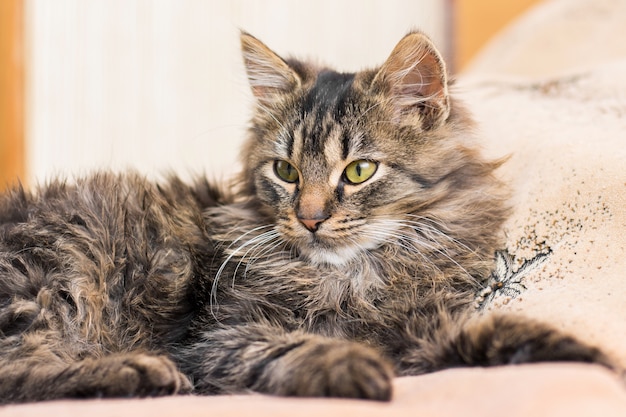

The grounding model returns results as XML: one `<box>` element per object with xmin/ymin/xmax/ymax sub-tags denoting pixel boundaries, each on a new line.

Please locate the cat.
<box><xmin>0</xmin><ymin>31</ymin><xmax>612</xmax><ymax>404</ymax></box>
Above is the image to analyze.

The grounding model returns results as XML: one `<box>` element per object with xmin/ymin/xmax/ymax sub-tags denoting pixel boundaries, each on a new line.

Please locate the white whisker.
<box><xmin>363</xmin><ymin>216</ymin><xmax>476</xmax><ymax>281</ymax></box>
<box><xmin>232</xmin><ymin>231</ymin><xmax>281</xmax><ymax>285</ymax></box>
<box><xmin>360</xmin><ymin>225</ymin><xmax>441</xmax><ymax>270</ymax></box>
<box><xmin>242</xmin><ymin>233</ymin><xmax>285</xmax><ymax>278</ymax></box>
<box><xmin>353</xmin><ymin>101</ymin><xmax>383</xmax><ymax>125</ymax></box>
<box><xmin>210</xmin><ymin>226</ymin><xmax>286</xmax><ymax>319</ymax></box>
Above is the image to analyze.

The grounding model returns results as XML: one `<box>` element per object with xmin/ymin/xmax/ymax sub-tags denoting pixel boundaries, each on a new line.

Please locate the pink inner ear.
<box><xmin>383</xmin><ymin>39</ymin><xmax>447</xmax><ymax>105</ymax></box>
<box><xmin>398</xmin><ymin>52</ymin><xmax>446</xmax><ymax>103</ymax></box>
<box><xmin>373</xmin><ymin>33</ymin><xmax>450</xmax><ymax>128</ymax></box>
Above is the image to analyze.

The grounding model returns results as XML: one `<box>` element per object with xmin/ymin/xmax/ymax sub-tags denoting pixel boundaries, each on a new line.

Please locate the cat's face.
<box><xmin>248</xmin><ymin>79</ymin><xmax>402</xmax><ymax>266</ymax></box>
<box><xmin>239</xmin><ymin>32</ymin><xmax>474</xmax><ymax>266</ymax></box>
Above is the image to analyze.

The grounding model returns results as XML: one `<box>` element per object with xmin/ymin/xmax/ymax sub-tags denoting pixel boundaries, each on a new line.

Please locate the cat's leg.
<box><xmin>396</xmin><ymin>313</ymin><xmax>613</xmax><ymax>375</ymax></box>
<box><xmin>0</xmin><ymin>349</ymin><xmax>192</xmax><ymax>403</ymax></box>
<box><xmin>175</xmin><ymin>323</ymin><xmax>394</xmax><ymax>401</ymax></box>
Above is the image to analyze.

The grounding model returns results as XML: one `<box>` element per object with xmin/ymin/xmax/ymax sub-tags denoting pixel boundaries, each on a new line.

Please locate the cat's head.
<box><xmin>238</xmin><ymin>31</ymin><xmax>506</xmax><ymax>267</ymax></box>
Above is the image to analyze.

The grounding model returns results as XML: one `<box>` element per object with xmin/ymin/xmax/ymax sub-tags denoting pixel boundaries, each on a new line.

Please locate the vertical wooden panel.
<box><xmin>26</xmin><ymin>1</ymin><xmax>446</xmax><ymax>183</ymax></box>
<box><xmin>0</xmin><ymin>0</ymin><xmax>25</xmax><ymax>191</ymax></box>
<box><xmin>455</xmin><ymin>0</ymin><xmax>542</xmax><ymax>70</ymax></box>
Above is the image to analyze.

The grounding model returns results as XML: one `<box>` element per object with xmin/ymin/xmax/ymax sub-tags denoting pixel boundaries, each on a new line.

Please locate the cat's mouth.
<box><xmin>297</xmin><ymin>241</ymin><xmax>364</xmax><ymax>266</ymax></box>
<box><xmin>277</xmin><ymin>214</ymin><xmax>397</xmax><ymax>266</ymax></box>
<box><xmin>293</xmin><ymin>229</ymin><xmax>382</xmax><ymax>267</ymax></box>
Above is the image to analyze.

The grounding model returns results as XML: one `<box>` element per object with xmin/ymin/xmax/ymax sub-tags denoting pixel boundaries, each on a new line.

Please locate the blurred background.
<box><xmin>0</xmin><ymin>0</ymin><xmax>541</xmax><ymax>190</ymax></box>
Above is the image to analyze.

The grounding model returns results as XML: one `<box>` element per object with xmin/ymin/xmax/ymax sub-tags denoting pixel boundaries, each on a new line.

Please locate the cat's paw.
<box><xmin>401</xmin><ymin>313</ymin><xmax>614</xmax><ymax>374</ymax></box>
<box><xmin>76</xmin><ymin>353</ymin><xmax>192</xmax><ymax>398</ymax></box>
<box><xmin>260</xmin><ymin>340</ymin><xmax>394</xmax><ymax>401</ymax></box>
<box><xmin>461</xmin><ymin>314</ymin><xmax>613</xmax><ymax>367</ymax></box>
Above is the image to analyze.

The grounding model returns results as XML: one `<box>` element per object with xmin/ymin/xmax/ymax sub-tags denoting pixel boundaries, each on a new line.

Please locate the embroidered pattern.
<box><xmin>475</xmin><ymin>248</ymin><xmax>551</xmax><ymax>309</ymax></box>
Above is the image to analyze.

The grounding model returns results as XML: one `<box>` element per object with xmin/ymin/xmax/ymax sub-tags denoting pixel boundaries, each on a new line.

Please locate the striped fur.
<box><xmin>0</xmin><ymin>32</ymin><xmax>611</xmax><ymax>404</ymax></box>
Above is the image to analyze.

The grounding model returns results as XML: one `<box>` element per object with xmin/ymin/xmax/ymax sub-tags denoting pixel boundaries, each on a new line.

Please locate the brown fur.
<box><xmin>0</xmin><ymin>32</ymin><xmax>610</xmax><ymax>404</ymax></box>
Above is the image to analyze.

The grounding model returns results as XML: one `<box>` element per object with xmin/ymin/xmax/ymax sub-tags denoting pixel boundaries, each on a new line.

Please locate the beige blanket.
<box><xmin>1</xmin><ymin>365</ymin><xmax>624</xmax><ymax>417</ymax></box>
<box><xmin>461</xmin><ymin>0</ymin><xmax>626</xmax><ymax>369</ymax></box>
<box><xmin>3</xmin><ymin>0</ymin><xmax>626</xmax><ymax>415</ymax></box>
<box><xmin>461</xmin><ymin>60</ymin><xmax>626</xmax><ymax>367</ymax></box>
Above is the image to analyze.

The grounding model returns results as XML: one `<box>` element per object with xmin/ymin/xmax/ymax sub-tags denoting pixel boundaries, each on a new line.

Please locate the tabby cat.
<box><xmin>0</xmin><ymin>31</ymin><xmax>610</xmax><ymax>404</ymax></box>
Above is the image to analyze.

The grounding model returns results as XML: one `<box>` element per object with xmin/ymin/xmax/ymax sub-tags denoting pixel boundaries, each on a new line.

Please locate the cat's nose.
<box><xmin>296</xmin><ymin>187</ymin><xmax>329</xmax><ymax>233</ymax></box>
<box><xmin>298</xmin><ymin>217</ymin><xmax>327</xmax><ymax>233</ymax></box>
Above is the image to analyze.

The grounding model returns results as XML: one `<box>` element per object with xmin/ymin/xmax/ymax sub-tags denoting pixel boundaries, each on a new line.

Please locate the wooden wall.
<box><xmin>455</xmin><ymin>0</ymin><xmax>542</xmax><ymax>69</ymax></box>
<box><xmin>0</xmin><ymin>0</ymin><xmax>24</xmax><ymax>191</ymax></box>
<box><xmin>0</xmin><ymin>0</ymin><xmax>543</xmax><ymax>190</ymax></box>
<box><xmin>23</xmin><ymin>1</ymin><xmax>446</xmax><ymax>183</ymax></box>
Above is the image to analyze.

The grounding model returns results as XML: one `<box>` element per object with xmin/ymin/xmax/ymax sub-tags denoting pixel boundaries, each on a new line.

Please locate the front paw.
<box><xmin>257</xmin><ymin>339</ymin><xmax>394</xmax><ymax>401</ymax></box>
<box><xmin>74</xmin><ymin>353</ymin><xmax>192</xmax><ymax>398</ymax></box>
<box><xmin>463</xmin><ymin>314</ymin><xmax>613</xmax><ymax>367</ymax></box>
<box><xmin>405</xmin><ymin>313</ymin><xmax>614</xmax><ymax>374</ymax></box>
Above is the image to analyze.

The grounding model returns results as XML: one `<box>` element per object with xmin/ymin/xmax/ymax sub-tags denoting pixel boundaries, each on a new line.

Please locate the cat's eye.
<box><xmin>343</xmin><ymin>160</ymin><xmax>378</xmax><ymax>185</ymax></box>
<box><xmin>274</xmin><ymin>160</ymin><xmax>299</xmax><ymax>183</ymax></box>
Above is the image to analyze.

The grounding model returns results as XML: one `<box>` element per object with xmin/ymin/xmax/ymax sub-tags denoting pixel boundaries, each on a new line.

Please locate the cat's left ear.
<box><xmin>240</xmin><ymin>32</ymin><xmax>301</xmax><ymax>106</ymax></box>
<box><xmin>372</xmin><ymin>32</ymin><xmax>450</xmax><ymax>129</ymax></box>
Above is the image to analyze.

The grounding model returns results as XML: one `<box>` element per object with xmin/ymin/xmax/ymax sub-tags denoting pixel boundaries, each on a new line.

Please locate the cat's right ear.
<box><xmin>240</xmin><ymin>32</ymin><xmax>301</xmax><ymax>106</ymax></box>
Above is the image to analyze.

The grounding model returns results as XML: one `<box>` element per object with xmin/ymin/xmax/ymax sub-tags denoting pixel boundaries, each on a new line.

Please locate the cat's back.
<box><xmin>0</xmin><ymin>172</ymin><xmax>221</xmax><ymax>348</ymax></box>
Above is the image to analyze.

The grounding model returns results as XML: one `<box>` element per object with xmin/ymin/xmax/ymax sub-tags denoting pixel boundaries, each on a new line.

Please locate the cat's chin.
<box><xmin>300</xmin><ymin>246</ymin><xmax>359</xmax><ymax>267</ymax></box>
<box><xmin>298</xmin><ymin>241</ymin><xmax>378</xmax><ymax>267</ymax></box>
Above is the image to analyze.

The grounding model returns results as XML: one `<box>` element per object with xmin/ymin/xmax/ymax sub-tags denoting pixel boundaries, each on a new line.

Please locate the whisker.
<box><xmin>210</xmin><ymin>226</ymin><xmax>282</xmax><ymax>319</ymax></box>
<box><xmin>353</xmin><ymin>101</ymin><xmax>383</xmax><ymax>125</ymax></box>
<box><xmin>400</xmin><ymin>216</ymin><xmax>479</xmax><ymax>259</ymax></box>
<box><xmin>232</xmin><ymin>231</ymin><xmax>281</xmax><ymax>285</ymax></box>
<box><xmin>361</xmin><ymin>226</ymin><xmax>439</xmax><ymax>266</ymax></box>
<box><xmin>221</xmin><ymin>224</ymin><xmax>275</xmax><ymax>255</ymax></box>
<box><xmin>363</xmin><ymin>218</ymin><xmax>475</xmax><ymax>280</ymax></box>
<box><xmin>255</xmin><ymin>101</ymin><xmax>288</xmax><ymax>133</ymax></box>
<box><xmin>241</xmin><ymin>233</ymin><xmax>285</xmax><ymax>279</ymax></box>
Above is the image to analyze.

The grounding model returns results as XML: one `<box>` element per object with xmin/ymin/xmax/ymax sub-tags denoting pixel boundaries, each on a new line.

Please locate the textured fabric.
<box><xmin>459</xmin><ymin>11</ymin><xmax>626</xmax><ymax>372</ymax></box>
<box><xmin>1</xmin><ymin>365</ymin><xmax>624</xmax><ymax>417</ymax></box>
<box><xmin>460</xmin><ymin>60</ymin><xmax>626</xmax><ymax>366</ymax></box>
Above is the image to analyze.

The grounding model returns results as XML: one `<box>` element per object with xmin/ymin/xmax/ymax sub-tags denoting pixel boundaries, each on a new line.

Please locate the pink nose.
<box><xmin>299</xmin><ymin>218</ymin><xmax>326</xmax><ymax>233</ymax></box>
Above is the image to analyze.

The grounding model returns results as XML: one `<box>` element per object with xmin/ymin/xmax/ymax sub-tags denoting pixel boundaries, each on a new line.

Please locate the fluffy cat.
<box><xmin>0</xmin><ymin>31</ymin><xmax>611</xmax><ymax>404</ymax></box>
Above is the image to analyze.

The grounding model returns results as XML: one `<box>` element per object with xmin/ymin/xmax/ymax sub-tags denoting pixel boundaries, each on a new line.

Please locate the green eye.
<box><xmin>343</xmin><ymin>160</ymin><xmax>378</xmax><ymax>185</ymax></box>
<box><xmin>274</xmin><ymin>160</ymin><xmax>299</xmax><ymax>183</ymax></box>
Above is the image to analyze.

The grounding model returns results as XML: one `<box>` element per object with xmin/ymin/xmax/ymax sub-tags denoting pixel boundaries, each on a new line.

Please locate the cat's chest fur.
<box><xmin>210</xmin><ymin>221</ymin><xmax>474</xmax><ymax>341</ymax></box>
<box><xmin>231</xmin><ymin>256</ymin><xmax>390</xmax><ymax>338</ymax></box>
